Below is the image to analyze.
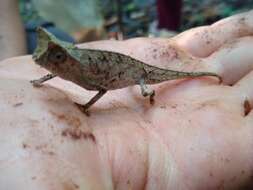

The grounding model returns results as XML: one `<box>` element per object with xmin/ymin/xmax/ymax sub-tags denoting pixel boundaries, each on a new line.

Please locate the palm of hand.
<box><xmin>1</xmin><ymin>11</ymin><xmax>253</xmax><ymax>190</ymax></box>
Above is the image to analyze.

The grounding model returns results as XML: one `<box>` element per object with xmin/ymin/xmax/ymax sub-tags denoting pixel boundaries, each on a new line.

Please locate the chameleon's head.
<box><xmin>33</xmin><ymin>27</ymin><xmax>77</xmax><ymax>72</ymax></box>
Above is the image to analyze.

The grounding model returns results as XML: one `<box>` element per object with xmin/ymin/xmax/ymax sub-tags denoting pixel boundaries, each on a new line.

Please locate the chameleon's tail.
<box><xmin>145</xmin><ymin>68</ymin><xmax>222</xmax><ymax>84</ymax></box>
<box><xmin>173</xmin><ymin>71</ymin><xmax>222</xmax><ymax>83</ymax></box>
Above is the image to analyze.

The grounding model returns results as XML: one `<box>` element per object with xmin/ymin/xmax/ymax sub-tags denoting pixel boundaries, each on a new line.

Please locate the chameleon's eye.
<box><xmin>48</xmin><ymin>48</ymin><xmax>67</xmax><ymax>63</ymax></box>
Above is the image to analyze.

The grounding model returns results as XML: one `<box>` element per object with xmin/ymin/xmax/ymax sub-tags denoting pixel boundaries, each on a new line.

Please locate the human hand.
<box><xmin>0</xmin><ymin>10</ymin><xmax>253</xmax><ymax>190</ymax></box>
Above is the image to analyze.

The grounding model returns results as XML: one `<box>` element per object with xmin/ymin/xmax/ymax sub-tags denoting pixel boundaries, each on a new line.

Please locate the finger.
<box><xmin>204</xmin><ymin>37</ymin><xmax>253</xmax><ymax>85</ymax></box>
<box><xmin>174</xmin><ymin>10</ymin><xmax>253</xmax><ymax>57</ymax></box>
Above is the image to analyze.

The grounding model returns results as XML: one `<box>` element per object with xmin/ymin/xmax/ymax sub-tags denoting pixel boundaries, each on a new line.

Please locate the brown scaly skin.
<box><xmin>31</xmin><ymin>27</ymin><xmax>221</xmax><ymax>114</ymax></box>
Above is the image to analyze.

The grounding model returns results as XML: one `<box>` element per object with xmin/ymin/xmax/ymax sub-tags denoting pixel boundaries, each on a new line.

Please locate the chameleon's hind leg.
<box><xmin>30</xmin><ymin>74</ymin><xmax>57</xmax><ymax>87</ymax></box>
<box><xmin>75</xmin><ymin>89</ymin><xmax>107</xmax><ymax>116</ymax></box>
<box><xmin>139</xmin><ymin>78</ymin><xmax>155</xmax><ymax>105</ymax></box>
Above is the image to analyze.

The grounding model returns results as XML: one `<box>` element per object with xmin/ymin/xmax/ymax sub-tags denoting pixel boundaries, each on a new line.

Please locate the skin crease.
<box><xmin>0</xmin><ymin>11</ymin><xmax>253</xmax><ymax>190</ymax></box>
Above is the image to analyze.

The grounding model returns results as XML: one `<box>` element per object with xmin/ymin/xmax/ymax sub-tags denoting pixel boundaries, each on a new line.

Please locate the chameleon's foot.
<box><xmin>75</xmin><ymin>103</ymin><xmax>90</xmax><ymax>116</ymax></box>
<box><xmin>139</xmin><ymin>79</ymin><xmax>155</xmax><ymax>105</ymax></box>
<box><xmin>30</xmin><ymin>74</ymin><xmax>56</xmax><ymax>88</ymax></box>
<box><xmin>75</xmin><ymin>90</ymin><xmax>107</xmax><ymax>116</ymax></box>
<box><xmin>30</xmin><ymin>79</ymin><xmax>43</xmax><ymax>87</ymax></box>
<box><xmin>141</xmin><ymin>89</ymin><xmax>155</xmax><ymax>105</ymax></box>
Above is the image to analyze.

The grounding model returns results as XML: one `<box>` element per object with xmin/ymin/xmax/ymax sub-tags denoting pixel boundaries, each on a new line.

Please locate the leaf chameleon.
<box><xmin>31</xmin><ymin>27</ymin><xmax>221</xmax><ymax>115</ymax></box>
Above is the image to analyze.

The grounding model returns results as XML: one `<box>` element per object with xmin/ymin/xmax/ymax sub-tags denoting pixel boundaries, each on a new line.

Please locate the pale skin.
<box><xmin>0</xmin><ymin>10</ymin><xmax>253</xmax><ymax>190</ymax></box>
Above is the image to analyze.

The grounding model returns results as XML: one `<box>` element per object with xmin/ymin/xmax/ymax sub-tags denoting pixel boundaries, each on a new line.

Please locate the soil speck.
<box><xmin>13</xmin><ymin>102</ymin><xmax>23</xmax><ymax>107</ymax></box>
<box><xmin>244</xmin><ymin>99</ymin><xmax>251</xmax><ymax>116</ymax></box>
<box><xmin>62</xmin><ymin>128</ymin><xmax>96</xmax><ymax>143</ymax></box>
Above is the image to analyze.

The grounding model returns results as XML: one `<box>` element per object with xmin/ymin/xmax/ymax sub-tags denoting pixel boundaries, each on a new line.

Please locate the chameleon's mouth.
<box><xmin>32</xmin><ymin>49</ymin><xmax>43</xmax><ymax>63</ymax></box>
<box><xmin>32</xmin><ymin>48</ymin><xmax>47</xmax><ymax>65</ymax></box>
<box><xmin>32</xmin><ymin>53</ymin><xmax>38</xmax><ymax>61</ymax></box>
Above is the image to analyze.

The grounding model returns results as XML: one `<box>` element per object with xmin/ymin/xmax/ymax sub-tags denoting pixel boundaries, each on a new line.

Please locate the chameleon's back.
<box><xmin>76</xmin><ymin>48</ymin><xmax>220</xmax><ymax>89</ymax></box>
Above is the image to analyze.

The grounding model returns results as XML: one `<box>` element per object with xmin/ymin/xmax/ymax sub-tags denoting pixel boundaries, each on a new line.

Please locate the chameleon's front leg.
<box><xmin>30</xmin><ymin>74</ymin><xmax>57</xmax><ymax>87</ymax></box>
<box><xmin>139</xmin><ymin>78</ymin><xmax>155</xmax><ymax>105</ymax></box>
<box><xmin>76</xmin><ymin>89</ymin><xmax>107</xmax><ymax>116</ymax></box>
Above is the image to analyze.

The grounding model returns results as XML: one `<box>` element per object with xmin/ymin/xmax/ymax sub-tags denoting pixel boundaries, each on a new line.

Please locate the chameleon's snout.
<box><xmin>32</xmin><ymin>53</ymin><xmax>38</xmax><ymax>61</ymax></box>
<box><xmin>32</xmin><ymin>48</ymin><xmax>43</xmax><ymax>64</ymax></box>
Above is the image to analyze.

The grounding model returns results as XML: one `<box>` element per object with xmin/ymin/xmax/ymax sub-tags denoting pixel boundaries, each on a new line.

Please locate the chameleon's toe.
<box><xmin>83</xmin><ymin>110</ymin><xmax>90</xmax><ymax>116</ymax></box>
<box><xmin>75</xmin><ymin>103</ymin><xmax>91</xmax><ymax>116</ymax></box>
<box><xmin>30</xmin><ymin>80</ymin><xmax>43</xmax><ymax>87</ymax></box>
<box><xmin>149</xmin><ymin>90</ymin><xmax>155</xmax><ymax>105</ymax></box>
<box><xmin>150</xmin><ymin>96</ymin><xmax>155</xmax><ymax>105</ymax></box>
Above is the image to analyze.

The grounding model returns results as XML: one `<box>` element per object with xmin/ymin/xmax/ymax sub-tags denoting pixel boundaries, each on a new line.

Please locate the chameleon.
<box><xmin>31</xmin><ymin>27</ymin><xmax>222</xmax><ymax>115</ymax></box>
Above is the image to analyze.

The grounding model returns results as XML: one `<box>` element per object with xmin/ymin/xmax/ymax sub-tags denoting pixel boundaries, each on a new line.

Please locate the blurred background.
<box><xmin>1</xmin><ymin>0</ymin><xmax>253</xmax><ymax>60</ymax></box>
